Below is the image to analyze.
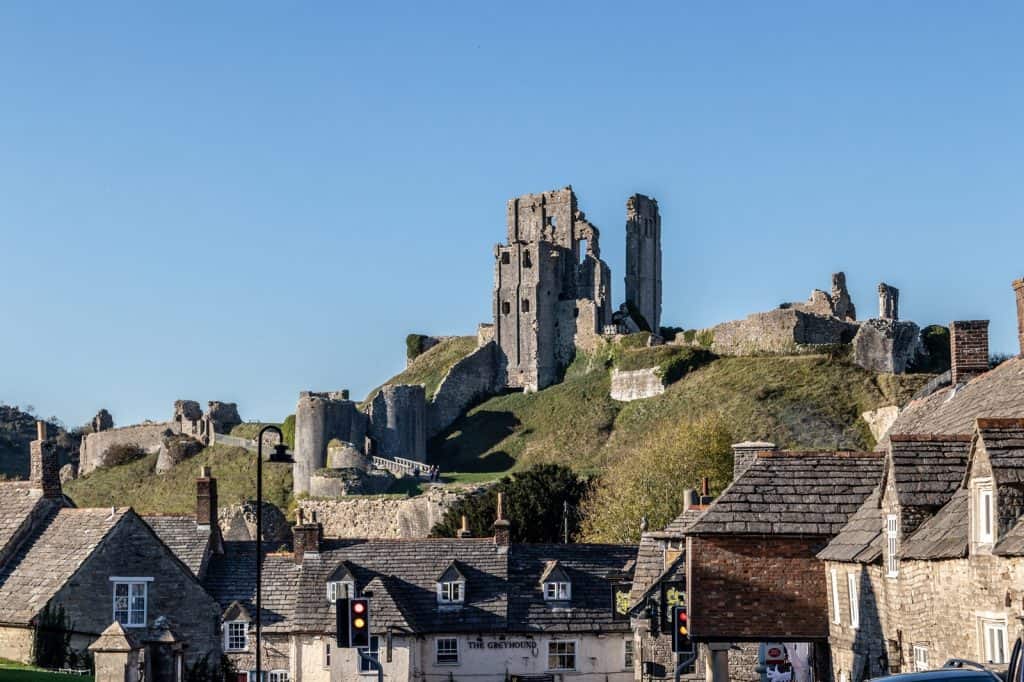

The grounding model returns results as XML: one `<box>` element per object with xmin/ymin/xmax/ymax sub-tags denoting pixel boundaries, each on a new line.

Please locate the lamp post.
<box><xmin>255</xmin><ymin>425</ymin><xmax>293</xmax><ymax>682</ymax></box>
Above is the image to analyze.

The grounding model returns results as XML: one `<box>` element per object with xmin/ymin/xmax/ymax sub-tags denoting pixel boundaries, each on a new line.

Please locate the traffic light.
<box><xmin>350</xmin><ymin>598</ymin><xmax>370</xmax><ymax>648</ymax></box>
<box><xmin>335</xmin><ymin>598</ymin><xmax>371</xmax><ymax>648</ymax></box>
<box><xmin>672</xmin><ymin>605</ymin><xmax>692</xmax><ymax>653</ymax></box>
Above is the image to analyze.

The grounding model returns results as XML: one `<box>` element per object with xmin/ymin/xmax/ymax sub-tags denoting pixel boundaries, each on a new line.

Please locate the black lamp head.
<box><xmin>268</xmin><ymin>442</ymin><xmax>294</xmax><ymax>464</ymax></box>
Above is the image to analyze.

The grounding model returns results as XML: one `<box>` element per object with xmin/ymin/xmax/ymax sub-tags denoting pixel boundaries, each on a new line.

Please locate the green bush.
<box><xmin>281</xmin><ymin>414</ymin><xmax>296</xmax><ymax>448</ymax></box>
<box><xmin>912</xmin><ymin>325</ymin><xmax>951</xmax><ymax>374</ymax></box>
<box><xmin>103</xmin><ymin>443</ymin><xmax>147</xmax><ymax>467</ymax></box>
<box><xmin>406</xmin><ymin>334</ymin><xmax>428</xmax><ymax>361</ymax></box>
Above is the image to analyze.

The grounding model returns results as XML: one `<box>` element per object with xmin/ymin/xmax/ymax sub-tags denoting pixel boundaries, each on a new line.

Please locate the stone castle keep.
<box><xmin>493</xmin><ymin>187</ymin><xmax>661</xmax><ymax>392</ymax></box>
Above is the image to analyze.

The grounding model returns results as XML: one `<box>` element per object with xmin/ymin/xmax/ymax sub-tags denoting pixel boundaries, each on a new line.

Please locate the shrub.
<box><xmin>33</xmin><ymin>604</ymin><xmax>72</xmax><ymax>669</ymax></box>
<box><xmin>406</xmin><ymin>334</ymin><xmax>428</xmax><ymax>361</ymax></box>
<box><xmin>912</xmin><ymin>325</ymin><xmax>951</xmax><ymax>374</ymax></box>
<box><xmin>103</xmin><ymin>442</ymin><xmax>147</xmax><ymax>467</ymax></box>
<box><xmin>281</xmin><ymin>414</ymin><xmax>296</xmax><ymax>448</ymax></box>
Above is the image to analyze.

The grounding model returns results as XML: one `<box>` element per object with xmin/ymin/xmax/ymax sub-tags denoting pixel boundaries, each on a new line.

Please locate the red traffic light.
<box><xmin>678</xmin><ymin>611</ymin><xmax>688</xmax><ymax>623</ymax></box>
<box><xmin>353</xmin><ymin>602</ymin><xmax>366</xmax><ymax>615</ymax></box>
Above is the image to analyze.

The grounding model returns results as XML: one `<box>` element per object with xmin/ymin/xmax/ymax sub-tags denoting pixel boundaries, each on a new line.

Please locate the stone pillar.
<box><xmin>730</xmin><ymin>441</ymin><xmax>777</xmax><ymax>480</ymax></box>
<box><xmin>625</xmin><ymin>193</ymin><xmax>662</xmax><ymax>333</ymax></box>
<box><xmin>950</xmin><ymin>320</ymin><xmax>990</xmax><ymax>385</ymax></box>
<box><xmin>831</xmin><ymin>272</ymin><xmax>856</xmax><ymax>321</ymax></box>
<box><xmin>1013</xmin><ymin>279</ymin><xmax>1024</xmax><ymax>356</ymax></box>
<box><xmin>878</xmin><ymin>283</ymin><xmax>899</xmax><ymax>320</ymax></box>
<box><xmin>196</xmin><ymin>466</ymin><xmax>217</xmax><ymax>528</ymax></box>
<box><xmin>705</xmin><ymin>643</ymin><xmax>730</xmax><ymax>682</ymax></box>
<box><xmin>30</xmin><ymin>421</ymin><xmax>61</xmax><ymax>499</ymax></box>
<box><xmin>89</xmin><ymin>622</ymin><xmax>141</xmax><ymax>682</ymax></box>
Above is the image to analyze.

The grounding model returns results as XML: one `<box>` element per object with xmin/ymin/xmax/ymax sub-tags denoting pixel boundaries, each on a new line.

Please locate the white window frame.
<box><xmin>224</xmin><ymin>621</ymin><xmax>248</xmax><ymax>651</ymax></box>
<box><xmin>830</xmin><ymin>568</ymin><xmax>841</xmax><ymax>625</ymax></box>
<box><xmin>847</xmin><ymin>573</ymin><xmax>859</xmax><ymax>629</ymax></box>
<box><xmin>624</xmin><ymin>638</ymin><xmax>634</xmax><ymax>670</ymax></box>
<box><xmin>435</xmin><ymin>637</ymin><xmax>460</xmax><ymax>665</ymax></box>
<box><xmin>437</xmin><ymin>580</ymin><xmax>465</xmax><ymax>604</ymax></box>
<box><xmin>112</xmin><ymin>579</ymin><xmax>149</xmax><ymax>628</ymax></box>
<box><xmin>913</xmin><ymin>645</ymin><xmax>929</xmax><ymax>672</ymax></box>
<box><xmin>269</xmin><ymin>672</ymin><xmax>289</xmax><ymax>682</ymax></box>
<box><xmin>327</xmin><ymin>580</ymin><xmax>354</xmax><ymax>603</ymax></box>
<box><xmin>982</xmin><ymin>619</ymin><xmax>1008</xmax><ymax>665</ymax></box>
<box><xmin>543</xmin><ymin>581</ymin><xmax>571</xmax><ymax>601</ymax></box>
<box><xmin>886</xmin><ymin>514</ymin><xmax>899</xmax><ymax>577</ymax></box>
<box><xmin>977</xmin><ymin>481</ymin><xmax>995</xmax><ymax>545</ymax></box>
<box><xmin>547</xmin><ymin>639</ymin><xmax>578</xmax><ymax>671</ymax></box>
<box><xmin>358</xmin><ymin>636</ymin><xmax>380</xmax><ymax>674</ymax></box>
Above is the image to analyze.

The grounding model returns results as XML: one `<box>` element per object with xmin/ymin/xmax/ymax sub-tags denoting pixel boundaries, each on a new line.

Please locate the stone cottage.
<box><xmin>203</xmin><ymin>506</ymin><xmax>637</xmax><ymax>682</ymax></box>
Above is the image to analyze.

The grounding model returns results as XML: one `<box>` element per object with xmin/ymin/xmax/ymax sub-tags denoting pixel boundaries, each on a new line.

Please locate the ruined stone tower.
<box><xmin>493</xmin><ymin>187</ymin><xmax>612</xmax><ymax>392</ymax></box>
<box><xmin>366</xmin><ymin>384</ymin><xmax>427</xmax><ymax>463</ymax></box>
<box><xmin>293</xmin><ymin>391</ymin><xmax>368</xmax><ymax>495</ymax></box>
<box><xmin>625</xmin><ymin>194</ymin><xmax>662</xmax><ymax>333</ymax></box>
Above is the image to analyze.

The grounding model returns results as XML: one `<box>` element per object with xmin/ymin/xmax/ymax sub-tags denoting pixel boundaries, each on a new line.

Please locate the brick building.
<box><xmin>684</xmin><ymin>448</ymin><xmax>883</xmax><ymax>681</ymax></box>
<box><xmin>203</xmin><ymin>510</ymin><xmax>638</xmax><ymax>682</ymax></box>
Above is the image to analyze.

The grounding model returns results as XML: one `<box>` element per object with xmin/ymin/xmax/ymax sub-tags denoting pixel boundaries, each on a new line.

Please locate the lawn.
<box><xmin>0</xmin><ymin>659</ymin><xmax>93</xmax><ymax>681</ymax></box>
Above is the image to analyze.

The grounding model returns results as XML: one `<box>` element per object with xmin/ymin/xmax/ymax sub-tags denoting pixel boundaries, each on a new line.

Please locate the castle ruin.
<box><xmin>625</xmin><ymin>194</ymin><xmax>662</xmax><ymax>333</ymax></box>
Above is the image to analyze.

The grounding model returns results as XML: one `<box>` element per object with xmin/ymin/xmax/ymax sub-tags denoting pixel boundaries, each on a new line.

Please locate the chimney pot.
<box><xmin>196</xmin><ymin>468</ymin><xmax>218</xmax><ymax>528</ymax></box>
<box><xmin>950</xmin><ymin>320</ymin><xmax>990</xmax><ymax>385</ymax></box>
<box><xmin>700</xmin><ymin>477</ymin><xmax>710</xmax><ymax>497</ymax></box>
<box><xmin>36</xmin><ymin>420</ymin><xmax>47</xmax><ymax>442</ymax></box>
<box><xmin>457</xmin><ymin>514</ymin><xmax>473</xmax><ymax>539</ymax></box>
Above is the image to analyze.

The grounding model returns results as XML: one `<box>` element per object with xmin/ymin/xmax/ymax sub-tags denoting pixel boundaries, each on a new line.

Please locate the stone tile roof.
<box><xmin>994</xmin><ymin>518</ymin><xmax>1024</xmax><ymax>556</ymax></box>
<box><xmin>889</xmin><ymin>435</ymin><xmax>971</xmax><ymax>509</ymax></box>
<box><xmin>0</xmin><ymin>482</ymin><xmax>44</xmax><ymax>559</ymax></box>
<box><xmin>204</xmin><ymin>539</ymin><xmax>635</xmax><ymax>635</ymax></box>
<box><xmin>0</xmin><ymin>507</ymin><xmax>129</xmax><ymax>625</ymax></box>
<box><xmin>143</xmin><ymin>516</ymin><xmax>212</xmax><ymax>579</ymax></box>
<box><xmin>687</xmin><ymin>451</ymin><xmax>883</xmax><ymax>536</ymax></box>
<box><xmin>976</xmin><ymin>418</ymin><xmax>1024</xmax><ymax>486</ymax></box>
<box><xmin>507</xmin><ymin>544</ymin><xmax>635</xmax><ymax>633</ymax></box>
<box><xmin>817</xmin><ymin>486</ymin><xmax>885</xmax><ymax>563</ymax></box>
<box><xmin>884</xmin><ymin>358</ymin><xmax>1024</xmax><ymax>444</ymax></box>
<box><xmin>648</xmin><ymin>508</ymin><xmax>705</xmax><ymax>539</ymax></box>
<box><xmin>900</xmin><ymin>488</ymin><xmax>969</xmax><ymax>560</ymax></box>
<box><xmin>628</xmin><ymin>508</ymin><xmax>702</xmax><ymax>608</ymax></box>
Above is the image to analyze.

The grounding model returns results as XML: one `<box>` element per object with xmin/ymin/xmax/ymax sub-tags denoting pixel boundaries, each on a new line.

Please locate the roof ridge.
<box><xmin>890</xmin><ymin>433</ymin><xmax>974</xmax><ymax>443</ymax></box>
<box><xmin>758</xmin><ymin>450</ymin><xmax>881</xmax><ymax>458</ymax></box>
<box><xmin>976</xmin><ymin>417</ymin><xmax>1024</xmax><ymax>429</ymax></box>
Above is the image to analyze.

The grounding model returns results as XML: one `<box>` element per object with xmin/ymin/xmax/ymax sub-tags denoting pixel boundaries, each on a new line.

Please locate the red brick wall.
<box><xmin>689</xmin><ymin>535</ymin><xmax>829</xmax><ymax>640</ymax></box>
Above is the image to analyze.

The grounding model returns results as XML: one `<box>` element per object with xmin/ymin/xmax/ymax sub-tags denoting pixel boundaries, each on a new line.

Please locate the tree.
<box><xmin>431</xmin><ymin>464</ymin><xmax>590</xmax><ymax>543</ymax></box>
<box><xmin>579</xmin><ymin>414</ymin><xmax>733</xmax><ymax>544</ymax></box>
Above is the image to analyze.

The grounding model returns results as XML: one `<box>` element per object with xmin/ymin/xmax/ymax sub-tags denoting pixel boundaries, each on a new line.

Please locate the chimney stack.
<box><xmin>1013</xmin><ymin>279</ymin><xmax>1024</xmax><ymax>357</ymax></box>
<box><xmin>196</xmin><ymin>466</ymin><xmax>218</xmax><ymax>528</ymax></box>
<box><xmin>731</xmin><ymin>441</ymin><xmax>777</xmax><ymax>480</ymax></box>
<box><xmin>29</xmin><ymin>421</ymin><xmax>61</xmax><ymax>499</ymax></box>
<box><xmin>492</xmin><ymin>492</ymin><xmax>511</xmax><ymax>549</ymax></box>
<box><xmin>293</xmin><ymin>509</ymin><xmax>322</xmax><ymax>564</ymax></box>
<box><xmin>950</xmin><ymin>320</ymin><xmax>990</xmax><ymax>385</ymax></box>
<box><xmin>456</xmin><ymin>515</ymin><xmax>473</xmax><ymax>539</ymax></box>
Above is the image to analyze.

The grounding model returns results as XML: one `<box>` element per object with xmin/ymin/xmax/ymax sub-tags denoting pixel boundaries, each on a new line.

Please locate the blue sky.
<box><xmin>2</xmin><ymin>2</ymin><xmax>1022</xmax><ymax>427</ymax></box>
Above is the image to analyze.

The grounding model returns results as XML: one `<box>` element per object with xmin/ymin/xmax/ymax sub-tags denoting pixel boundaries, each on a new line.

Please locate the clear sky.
<box><xmin>2</xmin><ymin>2</ymin><xmax>1022</xmax><ymax>428</ymax></box>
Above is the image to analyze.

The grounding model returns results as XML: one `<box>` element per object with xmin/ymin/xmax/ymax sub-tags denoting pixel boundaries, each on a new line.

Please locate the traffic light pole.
<box><xmin>674</xmin><ymin>651</ymin><xmax>698</xmax><ymax>682</ymax></box>
<box><xmin>358</xmin><ymin>651</ymin><xmax>383</xmax><ymax>682</ymax></box>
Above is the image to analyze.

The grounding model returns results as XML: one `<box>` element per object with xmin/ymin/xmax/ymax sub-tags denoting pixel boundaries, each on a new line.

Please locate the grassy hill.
<box><xmin>63</xmin><ymin>445</ymin><xmax>293</xmax><ymax>516</ymax></box>
<box><xmin>430</xmin><ymin>344</ymin><xmax>933</xmax><ymax>478</ymax></box>
<box><xmin>361</xmin><ymin>336</ymin><xmax>477</xmax><ymax>406</ymax></box>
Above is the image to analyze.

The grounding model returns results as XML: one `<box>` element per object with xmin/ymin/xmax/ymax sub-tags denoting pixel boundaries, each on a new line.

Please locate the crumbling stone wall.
<box><xmin>493</xmin><ymin>187</ymin><xmax>613</xmax><ymax>392</ymax></box>
<box><xmin>298</xmin><ymin>485</ymin><xmax>475</xmax><ymax>538</ymax></box>
<box><xmin>625</xmin><ymin>193</ymin><xmax>662</xmax><ymax>333</ymax></box>
<box><xmin>707</xmin><ymin>308</ymin><xmax>859</xmax><ymax>356</ymax></box>
<box><xmin>610</xmin><ymin>367</ymin><xmax>666</xmax><ymax>401</ymax></box>
<box><xmin>879</xmin><ymin>283</ymin><xmax>900</xmax><ymax>320</ymax></box>
<box><xmin>80</xmin><ymin>422</ymin><xmax>174</xmax><ymax>474</ymax></box>
<box><xmin>367</xmin><ymin>384</ymin><xmax>426</xmax><ymax>462</ymax></box>
<box><xmin>852</xmin><ymin>320</ymin><xmax>922</xmax><ymax>374</ymax></box>
<box><xmin>293</xmin><ymin>391</ymin><xmax>368</xmax><ymax>496</ymax></box>
<box><xmin>91</xmin><ymin>409</ymin><xmax>113</xmax><ymax>433</ymax></box>
<box><xmin>426</xmin><ymin>341</ymin><xmax>501</xmax><ymax>439</ymax></box>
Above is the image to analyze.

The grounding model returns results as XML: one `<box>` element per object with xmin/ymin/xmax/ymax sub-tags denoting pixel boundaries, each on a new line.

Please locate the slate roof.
<box><xmin>203</xmin><ymin>539</ymin><xmax>635</xmax><ymax>635</ymax></box>
<box><xmin>976</xmin><ymin>419</ymin><xmax>1024</xmax><ymax>486</ymax></box>
<box><xmin>647</xmin><ymin>508</ymin><xmax>705</xmax><ymax>540</ymax></box>
<box><xmin>143</xmin><ymin>515</ymin><xmax>213</xmax><ymax>579</ymax></box>
<box><xmin>884</xmin><ymin>357</ymin><xmax>1024</xmax><ymax>445</ymax></box>
<box><xmin>0</xmin><ymin>482</ymin><xmax>45</xmax><ymax>559</ymax></box>
<box><xmin>994</xmin><ymin>518</ymin><xmax>1024</xmax><ymax>556</ymax></box>
<box><xmin>888</xmin><ymin>435</ymin><xmax>971</xmax><ymax>509</ymax></box>
<box><xmin>817</xmin><ymin>486</ymin><xmax>885</xmax><ymax>563</ymax></box>
<box><xmin>0</xmin><ymin>507</ymin><xmax>129</xmax><ymax>625</ymax></box>
<box><xmin>687</xmin><ymin>451</ymin><xmax>883</xmax><ymax>536</ymax></box>
<box><xmin>628</xmin><ymin>508</ymin><xmax>701</xmax><ymax>608</ymax></box>
<box><xmin>900</xmin><ymin>488</ymin><xmax>969</xmax><ymax>560</ymax></box>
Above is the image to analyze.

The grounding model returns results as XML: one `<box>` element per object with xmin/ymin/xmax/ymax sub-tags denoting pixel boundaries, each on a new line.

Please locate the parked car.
<box><xmin>869</xmin><ymin>639</ymin><xmax>1022</xmax><ymax>682</ymax></box>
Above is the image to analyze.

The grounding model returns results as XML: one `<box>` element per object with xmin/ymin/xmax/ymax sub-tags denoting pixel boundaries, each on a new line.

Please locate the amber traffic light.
<box><xmin>336</xmin><ymin>597</ymin><xmax>372</xmax><ymax>648</ymax></box>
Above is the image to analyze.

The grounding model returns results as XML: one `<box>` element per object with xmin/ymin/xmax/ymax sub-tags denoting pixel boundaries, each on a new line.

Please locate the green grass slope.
<box><xmin>431</xmin><ymin>350</ymin><xmax>933</xmax><ymax>478</ymax></box>
<box><xmin>361</xmin><ymin>336</ymin><xmax>476</xmax><ymax>406</ymax></box>
<box><xmin>63</xmin><ymin>445</ymin><xmax>293</xmax><ymax>516</ymax></box>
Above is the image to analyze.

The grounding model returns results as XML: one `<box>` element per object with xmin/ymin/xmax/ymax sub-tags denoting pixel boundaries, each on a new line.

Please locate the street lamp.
<box><xmin>255</xmin><ymin>425</ymin><xmax>293</xmax><ymax>682</ymax></box>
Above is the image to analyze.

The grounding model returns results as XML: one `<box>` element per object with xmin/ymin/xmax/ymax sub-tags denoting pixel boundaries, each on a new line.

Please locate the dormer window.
<box><xmin>540</xmin><ymin>561</ymin><xmax>572</xmax><ymax>603</ymax></box>
<box><xmin>327</xmin><ymin>580</ymin><xmax>354</xmax><ymax>603</ymax></box>
<box><xmin>327</xmin><ymin>562</ymin><xmax>356</xmax><ymax>603</ymax></box>
<box><xmin>436</xmin><ymin>561</ymin><xmax>466</xmax><ymax>606</ymax></box>
<box><xmin>974</xmin><ymin>478</ymin><xmax>995</xmax><ymax>547</ymax></box>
